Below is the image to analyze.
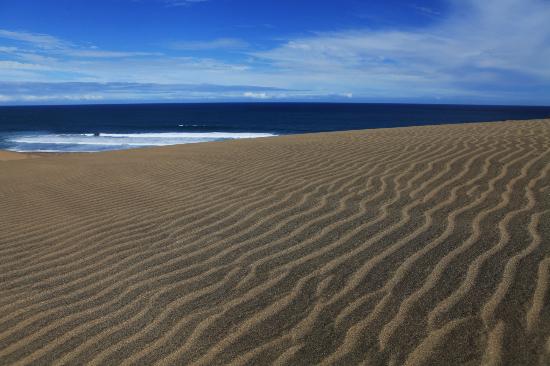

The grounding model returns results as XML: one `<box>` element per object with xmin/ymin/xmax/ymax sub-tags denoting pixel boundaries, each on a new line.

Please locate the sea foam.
<box><xmin>5</xmin><ymin>132</ymin><xmax>277</xmax><ymax>152</ymax></box>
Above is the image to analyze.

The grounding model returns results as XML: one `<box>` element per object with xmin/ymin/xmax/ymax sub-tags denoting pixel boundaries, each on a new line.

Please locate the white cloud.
<box><xmin>243</xmin><ymin>92</ymin><xmax>269</xmax><ymax>99</ymax></box>
<box><xmin>0</xmin><ymin>81</ymin><xmax>298</xmax><ymax>103</ymax></box>
<box><xmin>251</xmin><ymin>0</ymin><xmax>550</xmax><ymax>102</ymax></box>
<box><xmin>0</xmin><ymin>93</ymin><xmax>104</xmax><ymax>102</ymax></box>
<box><xmin>0</xmin><ymin>28</ymin><xmax>255</xmax><ymax>85</ymax></box>
<box><xmin>0</xmin><ymin>60</ymin><xmax>52</xmax><ymax>71</ymax></box>
<box><xmin>163</xmin><ymin>0</ymin><xmax>209</xmax><ymax>7</ymax></box>
<box><xmin>0</xmin><ymin>28</ymin><xmax>160</xmax><ymax>59</ymax></box>
<box><xmin>0</xmin><ymin>29</ymin><xmax>67</xmax><ymax>49</ymax></box>
<box><xmin>411</xmin><ymin>5</ymin><xmax>441</xmax><ymax>17</ymax></box>
<box><xmin>0</xmin><ymin>46</ymin><xmax>19</xmax><ymax>53</ymax></box>
<box><xmin>62</xmin><ymin>50</ymin><xmax>161</xmax><ymax>58</ymax></box>
<box><xmin>169</xmin><ymin>38</ymin><xmax>249</xmax><ymax>50</ymax></box>
<box><xmin>1</xmin><ymin>0</ymin><xmax>549</xmax><ymax>104</ymax></box>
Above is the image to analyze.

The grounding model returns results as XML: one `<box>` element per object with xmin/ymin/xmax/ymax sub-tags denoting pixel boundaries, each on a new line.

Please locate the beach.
<box><xmin>1</xmin><ymin>118</ymin><xmax>549</xmax><ymax>364</ymax></box>
<box><xmin>0</xmin><ymin>151</ymin><xmax>37</xmax><ymax>161</ymax></box>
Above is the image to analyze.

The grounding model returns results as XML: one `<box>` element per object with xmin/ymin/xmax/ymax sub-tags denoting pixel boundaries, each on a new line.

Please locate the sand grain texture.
<box><xmin>1</xmin><ymin>119</ymin><xmax>550</xmax><ymax>365</ymax></box>
<box><xmin>0</xmin><ymin>151</ymin><xmax>37</xmax><ymax>161</ymax></box>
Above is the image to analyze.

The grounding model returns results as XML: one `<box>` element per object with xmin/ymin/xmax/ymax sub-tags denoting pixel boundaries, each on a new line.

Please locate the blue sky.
<box><xmin>0</xmin><ymin>0</ymin><xmax>549</xmax><ymax>105</ymax></box>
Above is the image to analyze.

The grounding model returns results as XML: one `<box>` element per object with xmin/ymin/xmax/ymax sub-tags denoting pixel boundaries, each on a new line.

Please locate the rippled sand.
<box><xmin>1</xmin><ymin>119</ymin><xmax>549</xmax><ymax>365</ymax></box>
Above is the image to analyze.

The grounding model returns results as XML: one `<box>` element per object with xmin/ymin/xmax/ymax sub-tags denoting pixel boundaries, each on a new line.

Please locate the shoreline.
<box><xmin>1</xmin><ymin>117</ymin><xmax>548</xmax><ymax>156</ymax></box>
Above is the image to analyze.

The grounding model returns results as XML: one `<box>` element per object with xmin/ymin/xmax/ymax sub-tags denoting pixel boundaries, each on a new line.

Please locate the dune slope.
<box><xmin>1</xmin><ymin>119</ymin><xmax>549</xmax><ymax>365</ymax></box>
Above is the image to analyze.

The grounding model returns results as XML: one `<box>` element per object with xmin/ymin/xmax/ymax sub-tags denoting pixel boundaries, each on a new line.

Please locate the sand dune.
<box><xmin>1</xmin><ymin>119</ymin><xmax>549</xmax><ymax>365</ymax></box>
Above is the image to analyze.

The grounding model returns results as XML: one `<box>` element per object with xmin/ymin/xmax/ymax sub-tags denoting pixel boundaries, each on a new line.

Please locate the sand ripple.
<box><xmin>1</xmin><ymin>119</ymin><xmax>549</xmax><ymax>365</ymax></box>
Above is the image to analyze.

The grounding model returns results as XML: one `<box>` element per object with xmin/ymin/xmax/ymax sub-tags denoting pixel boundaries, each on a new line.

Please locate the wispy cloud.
<box><xmin>0</xmin><ymin>60</ymin><xmax>53</xmax><ymax>71</ymax></box>
<box><xmin>0</xmin><ymin>33</ymin><xmax>253</xmax><ymax>91</ymax></box>
<box><xmin>0</xmin><ymin>29</ymin><xmax>255</xmax><ymax>85</ymax></box>
<box><xmin>243</xmin><ymin>91</ymin><xmax>268</xmax><ymax>99</ymax></box>
<box><xmin>169</xmin><ymin>38</ymin><xmax>249</xmax><ymax>51</ymax></box>
<box><xmin>0</xmin><ymin>29</ymin><xmax>67</xmax><ymax>49</ymax></box>
<box><xmin>0</xmin><ymin>29</ymin><xmax>160</xmax><ymax>59</ymax></box>
<box><xmin>162</xmin><ymin>0</ymin><xmax>209</xmax><ymax>7</ymax></box>
<box><xmin>0</xmin><ymin>94</ymin><xmax>105</xmax><ymax>103</ymax></box>
<box><xmin>0</xmin><ymin>46</ymin><xmax>20</xmax><ymax>53</ymax></box>
<box><xmin>0</xmin><ymin>81</ymin><xmax>301</xmax><ymax>103</ymax></box>
<box><xmin>411</xmin><ymin>4</ymin><xmax>442</xmax><ymax>17</ymax></box>
<box><xmin>251</xmin><ymin>0</ymin><xmax>550</xmax><ymax>103</ymax></box>
<box><xmin>1</xmin><ymin>0</ymin><xmax>549</xmax><ymax>104</ymax></box>
<box><xmin>62</xmin><ymin>50</ymin><xmax>161</xmax><ymax>58</ymax></box>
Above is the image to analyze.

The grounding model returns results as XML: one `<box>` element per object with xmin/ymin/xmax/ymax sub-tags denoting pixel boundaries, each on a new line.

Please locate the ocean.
<box><xmin>1</xmin><ymin>103</ymin><xmax>549</xmax><ymax>152</ymax></box>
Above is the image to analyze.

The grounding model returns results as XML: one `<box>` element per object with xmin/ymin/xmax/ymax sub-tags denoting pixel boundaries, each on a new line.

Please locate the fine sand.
<box><xmin>0</xmin><ymin>151</ymin><xmax>37</xmax><ymax>161</ymax></box>
<box><xmin>1</xmin><ymin>119</ymin><xmax>549</xmax><ymax>365</ymax></box>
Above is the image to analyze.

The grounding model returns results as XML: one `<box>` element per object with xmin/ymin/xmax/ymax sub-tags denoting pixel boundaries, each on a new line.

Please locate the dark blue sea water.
<box><xmin>0</xmin><ymin>103</ymin><xmax>549</xmax><ymax>152</ymax></box>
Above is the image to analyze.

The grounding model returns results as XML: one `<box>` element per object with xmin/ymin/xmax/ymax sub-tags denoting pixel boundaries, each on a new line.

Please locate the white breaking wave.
<box><xmin>83</xmin><ymin>132</ymin><xmax>275</xmax><ymax>139</ymax></box>
<box><xmin>7</xmin><ymin>131</ymin><xmax>277</xmax><ymax>152</ymax></box>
